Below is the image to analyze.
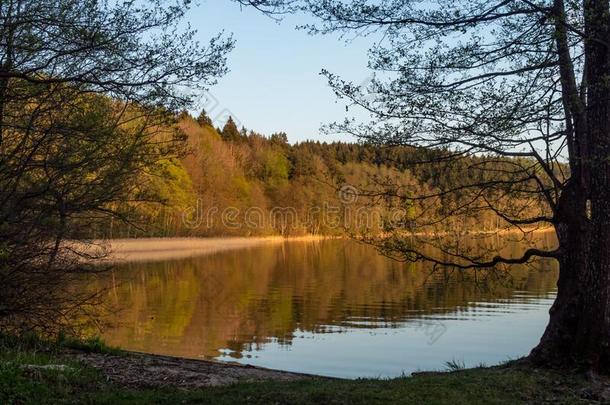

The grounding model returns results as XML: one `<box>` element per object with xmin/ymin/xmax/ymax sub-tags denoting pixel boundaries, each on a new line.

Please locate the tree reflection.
<box><xmin>91</xmin><ymin>235</ymin><xmax>558</xmax><ymax>359</ymax></box>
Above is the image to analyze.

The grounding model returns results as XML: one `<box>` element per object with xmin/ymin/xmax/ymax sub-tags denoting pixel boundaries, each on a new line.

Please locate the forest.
<box><xmin>88</xmin><ymin>110</ymin><xmax>553</xmax><ymax>239</ymax></box>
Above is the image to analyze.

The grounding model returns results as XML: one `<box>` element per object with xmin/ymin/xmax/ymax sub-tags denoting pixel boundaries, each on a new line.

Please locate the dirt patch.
<box><xmin>65</xmin><ymin>349</ymin><xmax>320</xmax><ymax>389</ymax></box>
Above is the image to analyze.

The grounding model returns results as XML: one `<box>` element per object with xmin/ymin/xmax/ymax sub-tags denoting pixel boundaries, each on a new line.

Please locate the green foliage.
<box><xmin>145</xmin><ymin>159</ymin><xmax>197</xmax><ymax>210</ymax></box>
<box><xmin>262</xmin><ymin>149</ymin><xmax>290</xmax><ymax>188</ymax></box>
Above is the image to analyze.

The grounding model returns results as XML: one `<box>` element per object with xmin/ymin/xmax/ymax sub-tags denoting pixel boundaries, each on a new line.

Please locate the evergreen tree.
<box><xmin>196</xmin><ymin>109</ymin><xmax>213</xmax><ymax>127</ymax></box>
<box><xmin>221</xmin><ymin>116</ymin><xmax>241</xmax><ymax>142</ymax></box>
<box><xmin>270</xmin><ymin>132</ymin><xmax>289</xmax><ymax>145</ymax></box>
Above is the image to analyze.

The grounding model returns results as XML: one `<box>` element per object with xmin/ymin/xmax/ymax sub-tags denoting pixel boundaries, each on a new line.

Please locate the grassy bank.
<box><xmin>0</xmin><ymin>335</ymin><xmax>603</xmax><ymax>404</ymax></box>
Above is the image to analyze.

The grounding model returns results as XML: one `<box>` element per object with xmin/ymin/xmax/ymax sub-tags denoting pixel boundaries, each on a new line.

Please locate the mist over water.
<box><xmin>96</xmin><ymin>236</ymin><xmax>558</xmax><ymax>378</ymax></box>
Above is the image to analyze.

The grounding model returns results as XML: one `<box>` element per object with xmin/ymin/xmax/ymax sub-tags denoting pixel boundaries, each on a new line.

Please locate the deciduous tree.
<box><xmin>0</xmin><ymin>0</ymin><xmax>233</xmax><ymax>334</ymax></box>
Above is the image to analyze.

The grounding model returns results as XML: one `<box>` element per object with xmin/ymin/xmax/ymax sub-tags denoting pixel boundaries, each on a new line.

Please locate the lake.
<box><xmin>96</xmin><ymin>235</ymin><xmax>558</xmax><ymax>378</ymax></box>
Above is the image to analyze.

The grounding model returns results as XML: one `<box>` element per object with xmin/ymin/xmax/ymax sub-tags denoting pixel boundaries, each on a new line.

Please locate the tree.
<box><xmin>0</xmin><ymin>0</ymin><xmax>233</xmax><ymax>334</ymax></box>
<box><xmin>240</xmin><ymin>0</ymin><xmax>610</xmax><ymax>372</ymax></box>
<box><xmin>270</xmin><ymin>132</ymin><xmax>289</xmax><ymax>145</ymax></box>
<box><xmin>196</xmin><ymin>109</ymin><xmax>213</xmax><ymax>127</ymax></box>
<box><xmin>221</xmin><ymin>116</ymin><xmax>242</xmax><ymax>142</ymax></box>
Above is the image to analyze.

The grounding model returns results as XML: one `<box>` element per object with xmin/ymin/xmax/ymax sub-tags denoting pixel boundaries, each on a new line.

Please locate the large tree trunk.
<box><xmin>530</xmin><ymin>0</ymin><xmax>610</xmax><ymax>372</ymax></box>
<box><xmin>530</xmin><ymin>173</ymin><xmax>610</xmax><ymax>373</ymax></box>
<box><xmin>528</xmin><ymin>184</ymin><xmax>594</xmax><ymax>368</ymax></box>
<box><xmin>583</xmin><ymin>0</ymin><xmax>610</xmax><ymax>372</ymax></box>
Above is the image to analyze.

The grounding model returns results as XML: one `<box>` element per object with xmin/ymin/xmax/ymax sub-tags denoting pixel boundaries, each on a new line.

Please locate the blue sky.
<box><xmin>189</xmin><ymin>1</ymin><xmax>376</xmax><ymax>143</ymax></box>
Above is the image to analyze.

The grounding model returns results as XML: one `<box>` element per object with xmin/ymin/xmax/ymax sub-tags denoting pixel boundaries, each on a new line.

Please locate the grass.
<box><xmin>444</xmin><ymin>358</ymin><xmax>466</xmax><ymax>371</ymax></box>
<box><xmin>0</xmin><ymin>332</ymin><xmax>121</xmax><ymax>356</ymax></box>
<box><xmin>0</xmin><ymin>335</ymin><xmax>599</xmax><ymax>404</ymax></box>
<box><xmin>56</xmin><ymin>335</ymin><xmax>122</xmax><ymax>356</ymax></box>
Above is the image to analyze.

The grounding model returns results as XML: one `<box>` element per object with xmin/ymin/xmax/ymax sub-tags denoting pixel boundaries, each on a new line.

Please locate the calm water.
<box><xmin>96</xmin><ymin>236</ymin><xmax>558</xmax><ymax>378</ymax></box>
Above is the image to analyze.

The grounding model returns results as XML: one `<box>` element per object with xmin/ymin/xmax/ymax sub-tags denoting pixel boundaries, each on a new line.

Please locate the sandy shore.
<box><xmin>76</xmin><ymin>227</ymin><xmax>553</xmax><ymax>264</ymax></box>
<box><xmin>82</xmin><ymin>235</ymin><xmax>332</xmax><ymax>263</ymax></box>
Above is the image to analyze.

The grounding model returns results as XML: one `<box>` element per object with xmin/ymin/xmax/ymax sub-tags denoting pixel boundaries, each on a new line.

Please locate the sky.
<box><xmin>188</xmin><ymin>1</ymin><xmax>377</xmax><ymax>143</ymax></box>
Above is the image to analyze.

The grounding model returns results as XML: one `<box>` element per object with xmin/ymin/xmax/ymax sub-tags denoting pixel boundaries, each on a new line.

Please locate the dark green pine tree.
<box><xmin>196</xmin><ymin>109</ymin><xmax>213</xmax><ymax>127</ymax></box>
<box><xmin>221</xmin><ymin>116</ymin><xmax>241</xmax><ymax>142</ymax></box>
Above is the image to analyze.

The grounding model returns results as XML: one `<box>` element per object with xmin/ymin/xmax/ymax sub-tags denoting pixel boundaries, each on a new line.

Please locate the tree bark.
<box><xmin>580</xmin><ymin>0</ymin><xmax>610</xmax><ymax>369</ymax></box>
<box><xmin>530</xmin><ymin>165</ymin><xmax>610</xmax><ymax>373</ymax></box>
<box><xmin>530</xmin><ymin>0</ymin><xmax>610</xmax><ymax>372</ymax></box>
<box><xmin>528</xmin><ymin>183</ymin><xmax>591</xmax><ymax>367</ymax></box>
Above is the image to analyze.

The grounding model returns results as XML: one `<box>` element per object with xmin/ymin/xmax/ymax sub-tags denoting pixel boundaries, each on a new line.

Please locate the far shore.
<box><xmin>74</xmin><ymin>226</ymin><xmax>555</xmax><ymax>264</ymax></box>
<box><xmin>80</xmin><ymin>235</ymin><xmax>336</xmax><ymax>264</ymax></box>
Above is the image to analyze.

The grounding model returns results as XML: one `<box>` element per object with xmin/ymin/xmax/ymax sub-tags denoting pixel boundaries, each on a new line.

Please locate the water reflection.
<box><xmin>95</xmin><ymin>234</ymin><xmax>558</xmax><ymax>378</ymax></box>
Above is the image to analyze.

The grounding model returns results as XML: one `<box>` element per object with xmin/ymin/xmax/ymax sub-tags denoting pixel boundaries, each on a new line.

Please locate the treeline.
<box><xmin>86</xmin><ymin>111</ymin><xmax>551</xmax><ymax>238</ymax></box>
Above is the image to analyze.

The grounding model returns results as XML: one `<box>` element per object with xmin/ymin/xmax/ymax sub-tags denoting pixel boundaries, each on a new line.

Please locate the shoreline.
<box><xmin>83</xmin><ymin>235</ymin><xmax>337</xmax><ymax>263</ymax></box>
<box><xmin>68</xmin><ymin>347</ymin><xmax>323</xmax><ymax>389</ymax></box>
<box><xmin>7</xmin><ymin>340</ymin><xmax>606</xmax><ymax>403</ymax></box>
<box><xmin>76</xmin><ymin>227</ymin><xmax>556</xmax><ymax>264</ymax></box>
